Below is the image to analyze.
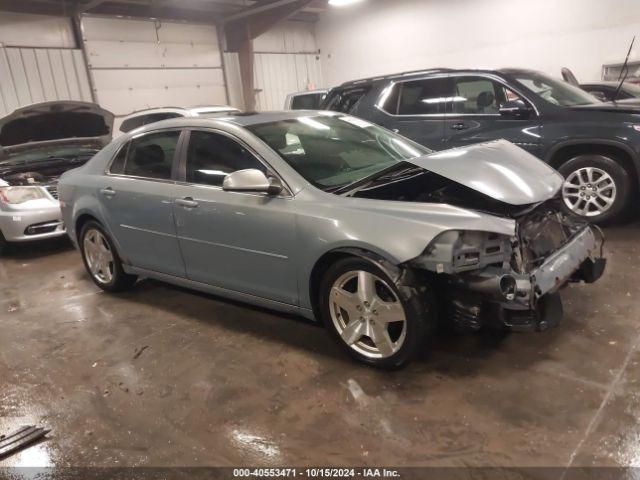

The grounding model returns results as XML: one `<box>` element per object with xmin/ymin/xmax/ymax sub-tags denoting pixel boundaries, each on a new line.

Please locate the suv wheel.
<box><xmin>80</xmin><ymin>221</ymin><xmax>137</xmax><ymax>292</ymax></box>
<box><xmin>319</xmin><ymin>257</ymin><xmax>430</xmax><ymax>369</ymax></box>
<box><xmin>558</xmin><ymin>154</ymin><xmax>631</xmax><ymax>223</ymax></box>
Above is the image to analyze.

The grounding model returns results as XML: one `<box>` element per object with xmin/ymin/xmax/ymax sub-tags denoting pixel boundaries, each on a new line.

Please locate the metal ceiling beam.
<box><xmin>224</xmin><ymin>0</ymin><xmax>306</xmax><ymax>22</ymax></box>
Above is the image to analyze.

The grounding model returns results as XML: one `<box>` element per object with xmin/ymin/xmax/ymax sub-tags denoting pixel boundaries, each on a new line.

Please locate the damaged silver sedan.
<box><xmin>59</xmin><ymin>111</ymin><xmax>605</xmax><ymax>368</ymax></box>
<box><xmin>0</xmin><ymin>101</ymin><xmax>113</xmax><ymax>254</ymax></box>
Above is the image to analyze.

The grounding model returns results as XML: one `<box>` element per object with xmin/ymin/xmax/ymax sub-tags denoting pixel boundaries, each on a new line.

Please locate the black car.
<box><xmin>580</xmin><ymin>81</ymin><xmax>640</xmax><ymax>103</ymax></box>
<box><xmin>322</xmin><ymin>68</ymin><xmax>640</xmax><ymax>222</ymax></box>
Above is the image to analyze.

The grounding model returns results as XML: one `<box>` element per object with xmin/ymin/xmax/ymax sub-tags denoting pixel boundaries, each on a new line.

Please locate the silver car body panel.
<box><xmin>59</xmin><ymin>112</ymin><xmax>599</xmax><ymax>319</ymax></box>
<box><xmin>404</xmin><ymin>139</ymin><xmax>563</xmax><ymax>205</ymax></box>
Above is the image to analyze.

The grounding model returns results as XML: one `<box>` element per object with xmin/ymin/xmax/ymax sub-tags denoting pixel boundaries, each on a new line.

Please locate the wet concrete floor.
<box><xmin>0</xmin><ymin>221</ymin><xmax>639</xmax><ymax>468</ymax></box>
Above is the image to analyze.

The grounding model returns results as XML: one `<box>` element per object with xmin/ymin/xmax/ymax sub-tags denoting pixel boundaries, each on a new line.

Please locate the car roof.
<box><xmin>127</xmin><ymin>110</ymin><xmax>333</xmax><ymax>135</ymax></box>
<box><xmin>332</xmin><ymin>67</ymin><xmax>540</xmax><ymax>88</ymax></box>
<box><xmin>218</xmin><ymin>110</ymin><xmax>333</xmax><ymax>126</ymax></box>
<box><xmin>123</xmin><ymin>105</ymin><xmax>238</xmax><ymax>119</ymax></box>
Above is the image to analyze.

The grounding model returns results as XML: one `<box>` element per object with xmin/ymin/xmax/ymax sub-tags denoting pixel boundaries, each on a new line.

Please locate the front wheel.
<box><xmin>319</xmin><ymin>257</ymin><xmax>430</xmax><ymax>369</ymax></box>
<box><xmin>558</xmin><ymin>154</ymin><xmax>631</xmax><ymax>223</ymax></box>
<box><xmin>80</xmin><ymin>221</ymin><xmax>137</xmax><ymax>292</ymax></box>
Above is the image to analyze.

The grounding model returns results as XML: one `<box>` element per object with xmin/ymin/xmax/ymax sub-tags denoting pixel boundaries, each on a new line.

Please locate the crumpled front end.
<box><xmin>408</xmin><ymin>201</ymin><xmax>606</xmax><ymax>332</ymax></box>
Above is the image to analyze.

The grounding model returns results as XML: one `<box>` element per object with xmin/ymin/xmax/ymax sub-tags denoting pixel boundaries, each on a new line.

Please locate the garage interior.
<box><xmin>1</xmin><ymin>0</ymin><xmax>640</xmax><ymax>475</ymax></box>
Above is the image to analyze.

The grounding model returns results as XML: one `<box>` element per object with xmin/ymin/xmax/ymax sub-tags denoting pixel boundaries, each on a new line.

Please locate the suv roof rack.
<box><xmin>337</xmin><ymin>68</ymin><xmax>453</xmax><ymax>87</ymax></box>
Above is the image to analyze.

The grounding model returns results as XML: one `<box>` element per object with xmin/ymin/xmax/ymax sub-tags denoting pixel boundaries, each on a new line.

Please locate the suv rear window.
<box><xmin>323</xmin><ymin>87</ymin><xmax>370</xmax><ymax>113</ymax></box>
<box><xmin>291</xmin><ymin>93</ymin><xmax>326</xmax><ymax>110</ymax></box>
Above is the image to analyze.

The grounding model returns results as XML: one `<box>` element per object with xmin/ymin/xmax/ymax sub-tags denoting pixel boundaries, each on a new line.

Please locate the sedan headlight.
<box><xmin>0</xmin><ymin>186</ymin><xmax>48</xmax><ymax>205</ymax></box>
<box><xmin>411</xmin><ymin>230</ymin><xmax>513</xmax><ymax>274</ymax></box>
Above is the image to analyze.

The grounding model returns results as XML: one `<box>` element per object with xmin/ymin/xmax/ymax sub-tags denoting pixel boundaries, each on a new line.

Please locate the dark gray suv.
<box><xmin>322</xmin><ymin>68</ymin><xmax>640</xmax><ymax>222</ymax></box>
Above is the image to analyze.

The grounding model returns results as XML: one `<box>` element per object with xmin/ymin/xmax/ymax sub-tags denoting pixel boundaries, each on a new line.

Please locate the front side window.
<box><xmin>512</xmin><ymin>72</ymin><xmax>599</xmax><ymax>106</ymax></box>
<box><xmin>123</xmin><ymin>130</ymin><xmax>180</xmax><ymax>180</ymax></box>
<box><xmin>451</xmin><ymin>77</ymin><xmax>526</xmax><ymax>114</ymax></box>
<box><xmin>185</xmin><ymin>130</ymin><xmax>266</xmax><ymax>187</ymax></box>
<box><xmin>247</xmin><ymin>114</ymin><xmax>431</xmax><ymax>190</ymax></box>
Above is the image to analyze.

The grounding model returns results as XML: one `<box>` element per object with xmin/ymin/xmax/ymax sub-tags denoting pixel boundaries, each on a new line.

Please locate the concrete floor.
<box><xmin>0</xmin><ymin>221</ymin><xmax>638</xmax><ymax>469</ymax></box>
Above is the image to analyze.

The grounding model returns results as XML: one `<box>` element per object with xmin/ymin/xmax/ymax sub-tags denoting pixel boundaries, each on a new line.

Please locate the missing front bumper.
<box><xmin>446</xmin><ymin>225</ymin><xmax>605</xmax><ymax>333</ymax></box>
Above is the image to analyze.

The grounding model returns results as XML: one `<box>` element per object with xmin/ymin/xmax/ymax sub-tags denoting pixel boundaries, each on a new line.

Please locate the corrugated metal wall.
<box><xmin>80</xmin><ymin>15</ymin><xmax>228</xmax><ymax>130</ymax></box>
<box><xmin>0</xmin><ymin>47</ymin><xmax>92</xmax><ymax>117</ymax></box>
<box><xmin>252</xmin><ymin>21</ymin><xmax>323</xmax><ymax>111</ymax></box>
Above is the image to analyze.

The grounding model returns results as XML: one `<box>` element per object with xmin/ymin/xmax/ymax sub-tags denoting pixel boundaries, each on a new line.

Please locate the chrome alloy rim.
<box><xmin>83</xmin><ymin>229</ymin><xmax>114</xmax><ymax>284</ymax></box>
<box><xmin>562</xmin><ymin>167</ymin><xmax>617</xmax><ymax>217</ymax></box>
<box><xmin>329</xmin><ymin>270</ymin><xmax>407</xmax><ymax>359</ymax></box>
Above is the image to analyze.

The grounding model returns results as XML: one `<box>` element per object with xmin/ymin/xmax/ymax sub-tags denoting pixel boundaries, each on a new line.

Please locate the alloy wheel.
<box><xmin>329</xmin><ymin>270</ymin><xmax>407</xmax><ymax>359</ymax></box>
<box><xmin>562</xmin><ymin>167</ymin><xmax>617</xmax><ymax>217</ymax></box>
<box><xmin>83</xmin><ymin>229</ymin><xmax>114</xmax><ymax>284</ymax></box>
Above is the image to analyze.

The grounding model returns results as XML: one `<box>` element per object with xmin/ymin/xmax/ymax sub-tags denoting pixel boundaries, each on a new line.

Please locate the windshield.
<box><xmin>513</xmin><ymin>71</ymin><xmax>601</xmax><ymax>106</ymax></box>
<box><xmin>247</xmin><ymin>114</ymin><xmax>431</xmax><ymax>190</ymax></box>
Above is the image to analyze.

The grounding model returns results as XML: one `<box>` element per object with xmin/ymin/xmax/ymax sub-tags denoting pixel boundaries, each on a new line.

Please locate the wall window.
<box><xmin>123</xmin><ymin>130</ymin><xmax>180</xmax><ymax>180</ymax></box>
<box><xmin>185</xmin><ymin>130</ymin><xmax>266</xmax><ymax>187</ymax></box>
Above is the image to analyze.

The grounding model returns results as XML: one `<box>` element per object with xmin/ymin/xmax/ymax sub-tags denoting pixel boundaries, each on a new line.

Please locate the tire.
<box><xmin>79</xmin><ymin>220</ymin><xmax>137</xmax><ymax>292</ymax></box>
<box><xmin>558</xmin><ymin>154</ymin><xmax>631</xmax><ymax>223</ymax></box>
<box><xmin>319</xmin><ymin>257</ymin><xmax>430</xmax><ymax>369</ymax></box>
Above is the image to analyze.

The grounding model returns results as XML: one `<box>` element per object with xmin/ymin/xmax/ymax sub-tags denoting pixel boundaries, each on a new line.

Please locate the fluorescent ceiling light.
<box><xmin>328</xmin><ymin>0</ymin><xmax>364</xmax><ymax>6</ymax></box>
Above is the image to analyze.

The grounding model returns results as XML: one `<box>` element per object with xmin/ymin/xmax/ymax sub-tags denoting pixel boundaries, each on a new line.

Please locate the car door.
<box><xmin>100</xmin><ymin>129</ymin><xmax>186</xmax><ymax>277</ymax></box>
<box><xmin>373</xmin><ymin>76</ymin><xmax>451</xmax><ymax>150</ymax></box>
<box><xmin>443</xmin><ymin>75</ymin><xmax>544</xmax><ymax>157</ymax></box>
<box><xmin>172</xmin><ymin>129</ymin><xmax>298</xmax><ymax>305</ymax></box>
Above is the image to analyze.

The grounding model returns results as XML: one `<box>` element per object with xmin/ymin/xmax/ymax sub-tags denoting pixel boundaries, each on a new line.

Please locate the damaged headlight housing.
<box><xmin>411</xmin><ymin>230</ymin><xmax>512</xmax><ymax>274</ymax></box>
<box><xmin>0</xmin><ymin>186</ymin><xmax>48</xmax><ymax>205</ymax></box>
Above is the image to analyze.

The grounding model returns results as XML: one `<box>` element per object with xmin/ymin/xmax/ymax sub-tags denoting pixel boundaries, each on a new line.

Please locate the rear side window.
<box><xmin>396</xmin><ymin>77</ymin><xmax>454</xmax><ymax>115</ymax></box>
<box><xmin>291</xmin><ymin>93</ymin><xmax>326</xmax><ymax>110</ymax></box>
<box><xmin>109</xmin><ymin>143</ymin><xmax>129</xmax><ymax>174</ymax></box>
<box><xmin>120</xmin><ymin>116</ymin><xmax>144</xmax><ymax>133</ymax></box>
<box><xmin>324</xmin><ymin>87</ymin><xmax>370</xmax><ymax>113</ymax></box>
<box><xmin>142</xmin><ymin>112</ymin><xmax>182</xmax><ymax>125</ymax></box>
<box><xmin>123</xmin><ymin>130</ymin><xmax>180</xmax><ymax>180</ymax></box>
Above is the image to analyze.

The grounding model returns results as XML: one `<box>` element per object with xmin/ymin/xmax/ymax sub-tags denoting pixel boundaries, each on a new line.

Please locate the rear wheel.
<box><xmin>558</xmin><ymin>154</ymin><xmax>631</xmax><ymax>223</ymax></box>
<box><xmin>80</xmin><ymin>221</ymin><xmax>137</xmax><ymax>292</ymax></box>
<box><xmin>319</xmin><ymin>257</ymin><xmax>430</xmax><ymax>369</ymax></box>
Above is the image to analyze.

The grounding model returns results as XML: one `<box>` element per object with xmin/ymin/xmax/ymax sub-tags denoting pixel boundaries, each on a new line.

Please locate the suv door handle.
<box><xmin>100</xmin><ymin>187</ymin><xmax>116</xmax><ymax>198</ymax></box>
<box><xmin>176</xmin><ymin>197</ymin><xmax>198</xmax><ymax>208</ymax></box>
<box><xmin>450</xmin><ymin>122</ymin><xmax>469</xmax><ymax>131</ymax></box>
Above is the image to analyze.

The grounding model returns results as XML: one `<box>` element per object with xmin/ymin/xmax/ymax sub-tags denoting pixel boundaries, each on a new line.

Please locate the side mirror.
<box><xmin>222</xmin><ymin>169</ymin><xmax>283</xmax><ymax>195</ymax></box>
<box><xmin>499</xmin><ymin>100</ymin><xmax>532</xmax><ymax>118</ymax></box>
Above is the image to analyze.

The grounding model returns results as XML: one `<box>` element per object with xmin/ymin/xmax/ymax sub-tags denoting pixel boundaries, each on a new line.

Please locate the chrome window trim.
<box><xmin>104</xmin><ymin>127</ymin><xmax>184</xmax><ymax>180</ymax></box>
<box><xmin>180</xmin><ymin>127</ymin><xmax>295</xmax><ymax>199</ymax></box>
<box><xmin>374</xmin><ymin>72</ymin><xmax>540</xmax><ymax>118</ymax></box>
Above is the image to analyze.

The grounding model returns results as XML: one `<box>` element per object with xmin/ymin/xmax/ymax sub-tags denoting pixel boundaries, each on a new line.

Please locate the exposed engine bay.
<box><xmin>350</xmin><ymin>167</ymin><xmax>606</xmax><ymax>333</ymax></box>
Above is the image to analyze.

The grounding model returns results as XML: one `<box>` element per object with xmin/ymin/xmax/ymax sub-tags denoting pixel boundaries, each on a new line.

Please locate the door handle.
<box><xmin>100</xmin><ymin>187</ymin><xmax>116</xmax><ymax>198</ymax></box>
<box><xmin>391</xmin><ymin>128</ymin><xmax>400</xmax><ymax>133</ymax></box>
<box><xmin>451</xmin><ymin>122</ymin><xmax>469</xmax><ymax>131</ymax></box>
<box><xmin>176</xmin><ymin>197</ymin><xmax>198</xmax><ymax>208</ymax></box>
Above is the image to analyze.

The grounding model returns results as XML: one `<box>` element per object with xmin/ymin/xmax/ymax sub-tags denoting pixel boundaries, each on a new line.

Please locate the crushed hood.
<box><xmin>404</xmin><ymin>139</ymin><xmax>563</xmax><ymax>206</ymax></box>
<box><xmin>0</xmin><ymin>101</ymin><xmax>114</xmax><ymax>148</ymax></box>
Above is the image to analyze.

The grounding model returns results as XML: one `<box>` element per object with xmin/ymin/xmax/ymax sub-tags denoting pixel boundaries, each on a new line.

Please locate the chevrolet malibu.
<box><xmin>59</xmin><ymin>111</ymin><xmax>606</xmax><ymax>368</ymax></box>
